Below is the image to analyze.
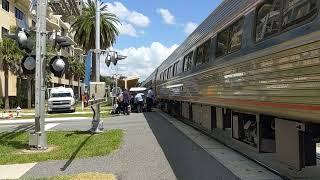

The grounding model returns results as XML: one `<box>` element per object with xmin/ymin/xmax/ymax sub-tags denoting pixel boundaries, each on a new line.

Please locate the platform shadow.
<box><xmin>142</xmin><ymin>112</ymin><xmax>239</xmax><ymax>180</ymax></box>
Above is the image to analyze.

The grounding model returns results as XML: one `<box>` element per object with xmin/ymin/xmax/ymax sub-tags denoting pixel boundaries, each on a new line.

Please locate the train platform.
<box><xmin>3</xmin><ymin>111</ymin><xmax>280</xmax><ymax>179</ymax></box>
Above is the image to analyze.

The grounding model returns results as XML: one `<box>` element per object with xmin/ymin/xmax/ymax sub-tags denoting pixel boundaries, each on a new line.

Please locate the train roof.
<box><xmin>143</xmin><ymin>0</ymin><xmax>257</xmax><ymax>82</ymax></box>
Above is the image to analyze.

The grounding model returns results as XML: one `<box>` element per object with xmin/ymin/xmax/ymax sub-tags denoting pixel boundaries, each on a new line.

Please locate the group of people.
<box><xmin>114</xmin><ymin>87</ymin><xmax>154</xmax><ymax>115</ymax></box>
<box><xmin>115</xmin><ymin>88</ymin><xmax>131</xmax><ymax>115</ymax></box>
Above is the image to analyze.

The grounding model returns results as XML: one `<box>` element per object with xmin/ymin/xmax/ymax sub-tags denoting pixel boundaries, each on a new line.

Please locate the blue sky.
<box><xmin>100</xmin><ymin>0</ymin><xmax>223</xmax><ymax>79</ymax></box>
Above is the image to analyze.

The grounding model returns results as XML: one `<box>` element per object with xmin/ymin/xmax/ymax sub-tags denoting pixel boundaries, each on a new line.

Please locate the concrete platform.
<box><xmin>158</xmin><ymin>112</ymin><xmax>281</xmax><ymax>180</ymax></box>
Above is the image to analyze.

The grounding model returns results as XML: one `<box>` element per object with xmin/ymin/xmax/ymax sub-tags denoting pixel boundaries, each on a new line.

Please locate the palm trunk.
<box><xmin>71</xmin><ymin>75</ymin><xmax>75</xmax><ymax>93</ymax></box>
<box><xmin>4</xmin><ymin>65</ymin><xmax>9</xmax><ymax>110</ymax></box>
<box><xmin>27</xmin><ymin>78</ymin><xmax>32</xmax><ymax>109</ymax></box>
<box><xmin>17</xmin><ymin>76</ymin><xmax>21</xmax><ymax>106</ymax></box>
<box><xmin>68</xmin><ymin>78</ymin><xmax>72</xmax><ymax>93</ymax></box>
<box><xmin>78</xmin><ymin>77</ymin><xmax>81</xmax><ymax>101</ymax></box>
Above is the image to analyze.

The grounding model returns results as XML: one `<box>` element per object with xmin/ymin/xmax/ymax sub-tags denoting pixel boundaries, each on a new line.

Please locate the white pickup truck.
<box><xmin>47</xmin><ymin>87</ymin><xmax>76</xmax><ymax>113</ymax></box>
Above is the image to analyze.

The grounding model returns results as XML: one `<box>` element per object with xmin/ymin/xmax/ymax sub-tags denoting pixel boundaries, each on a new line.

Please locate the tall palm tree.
<box><xmin>68</xmin><ymin>56</ymin><xmax>85</xmax><ymax>100</ymax></box>
<box><xmin>71</xmin><ymin>0</ymin><xmax>120</xmax><ymax>80</ymax></box>
<box><xmin>0</xmin><ymin>38</ymin><xmax>23</xmax><ymax>109</ymax></box>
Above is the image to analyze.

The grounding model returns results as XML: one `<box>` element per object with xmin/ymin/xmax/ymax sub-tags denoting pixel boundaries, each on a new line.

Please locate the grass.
<box><xmin>6</xmin><ymin>103</ymin><xmax>112</xmax><ymax>113</ymax></box>
<box><xmin>0</xmin><ymin>130</ymin><xmax>123</xmax><ymax>165</ymax></box>
<box><xmin>76</xmin><ymin>102</ymin><xmax>113</xmax><ymax>112</ymax></box>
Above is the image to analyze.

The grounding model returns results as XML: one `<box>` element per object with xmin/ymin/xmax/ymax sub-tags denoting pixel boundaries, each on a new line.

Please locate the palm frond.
<box><xmin>71</xmin><ymin>0</ymin><xmax>120</xmax><ymax>52</ymax></box>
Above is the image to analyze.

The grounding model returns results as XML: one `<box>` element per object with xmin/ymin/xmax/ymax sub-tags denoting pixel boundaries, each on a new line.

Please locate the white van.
<box><xmin>47</xmin><ymin>87</ymin><xmax>76</xmax><ymax>113</ymax></box>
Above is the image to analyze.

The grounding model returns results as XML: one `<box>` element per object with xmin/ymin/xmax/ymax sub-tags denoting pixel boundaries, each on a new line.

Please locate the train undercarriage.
<box><xmin>158</xmin><ymin>99</ymin><xmax>320</xmax><ymax>179</ymax></box>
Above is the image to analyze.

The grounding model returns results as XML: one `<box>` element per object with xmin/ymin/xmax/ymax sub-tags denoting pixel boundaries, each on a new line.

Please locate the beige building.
<box><xmin>0</xmin><ymin>0</ymin><xmax>33</xmax><ymax>97</ymax></box>
<box><xmin>0</xmin><ymin>0</ymin><xmax>84</xmax><ymax>107</ymax></box>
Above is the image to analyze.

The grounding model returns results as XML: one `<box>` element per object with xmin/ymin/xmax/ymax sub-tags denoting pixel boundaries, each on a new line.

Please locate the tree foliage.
<box><xmin>0</xmin><ymin>38</ymin><xmax>24</xmax><ymax>73</ymax></box>
<box><xmin>71</xmin><ymin>0</ymin><xmax>120</xmax><ymax>52</ymax></box>
<box><xmin>68</xmin><ymin>56</ymin><xmax>85</xmax><ymax>80</ymax></box>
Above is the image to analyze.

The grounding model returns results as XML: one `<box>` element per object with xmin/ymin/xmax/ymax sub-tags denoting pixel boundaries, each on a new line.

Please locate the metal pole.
<box><xmin>95</xmin><ymin>0</ymin><xmax>100</xmax><ymax>83</ymax></box>
<box><xmin>31</xmin><ymin>0</ymin><xmax>47</xmax><ymax>149</ymax></box>
<box><xmin>115</xmin><ymin>74</ymin><xmax>118</xmax><ymax>94</ymax></box>
<box><xmin>91</xmin><ymin>0</ymin><xmax>102</xmax><ymax>132</ymax></box>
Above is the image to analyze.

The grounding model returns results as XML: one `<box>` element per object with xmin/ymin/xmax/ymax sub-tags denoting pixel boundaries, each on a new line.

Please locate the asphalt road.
<box><xmin>11</xmin><ymin>112</ymin><xmax>239</xmax><ymax>180</ymax></box>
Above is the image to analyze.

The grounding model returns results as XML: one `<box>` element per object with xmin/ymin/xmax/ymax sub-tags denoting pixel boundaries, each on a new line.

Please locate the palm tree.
<box><xmin>71</xmin><ymin>0</ymin><xmax>120</xmax><ymax>80</ymax></box>
<box><xmin>68</xmin><ymin>56</ymin><xmax>85</xmax><ymax>99</ymax></box>
<box><xmin>0</xmin><ymin>38</ymin><xmax>24</xmax><ymax>109</ymax></box>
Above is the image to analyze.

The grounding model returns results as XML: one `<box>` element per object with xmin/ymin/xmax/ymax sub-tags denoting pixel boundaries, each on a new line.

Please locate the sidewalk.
<box><xmin>16</xmin><ymin>111</ymin><xmax>109</xmax><ymax>116</ymax></box>
<box><xmin>0</xmin><ymin>117</ymin><xmax>91</xmax><ymax>125</ymax></box>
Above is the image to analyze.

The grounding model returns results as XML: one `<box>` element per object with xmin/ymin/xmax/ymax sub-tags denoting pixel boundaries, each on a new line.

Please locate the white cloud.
<box><xmin>184</xmin><ymin>22</ymin><xmax>198</xmax><ymax>35</ymax></box>
<box><xmin>106</xmin><ymin>2</ymin><xmax>150</xmax><ymax>28</ymax></box>
<box><xmin>117</xmin><ymin>22</ymin><xmax>138</xmax><ymax>37</ymax></box>
<box><xmin>127</xmin><ymin>11</ymin><xmax>150</xmax><ymax>27</ymax></box>
<box><xmin>100</xmin><ymin>42</ymin><xmax>179</xmax><ymax>80</ymax></box>
<box><xmin>157</xmin><ymin>8</ymin><xmax>175</xmax><ymax>25</ymax></box>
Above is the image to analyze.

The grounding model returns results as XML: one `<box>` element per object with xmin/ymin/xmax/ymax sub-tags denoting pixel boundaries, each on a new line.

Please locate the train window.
<box><xmin>216</xmin><ymin>29</ymin><xmax>229</xmax><ymax>57</ymax></box>
<box><xmin>195</xmin><ymin>39</ymin><xmax>211</xmax><ymax>66</ymax></box>
<box><xmin>183</xmin><ymin>51</ymin><xmax>193</xmax><ymax>72</ymax></box>
<box><xmin>256</xmin><ymin>0</ymin><xmax>281</xmax><ymax>41</ymax></box>
<box><xmin>229</xmin><ymin>18</ymin><xmax>244</xmax><ymax>52</ymax></box>
<box><xmin>282</xmin><ymin>0</ymin><xmax>317</xmax><ymax>28</ymax></box>
<box><xmin>195</xmin><ymin>45</ymin><xmax>204</xmax><ymax>66</ymax></box>
<box><xmin>173</xmin><ymin>61</ymin><xmax>179</xmax><ymax>76</ymax></box>
<box><xmin>216</xmin><ymin>18</ymin><xmax>244</xmax><ymax>58</ymax></box>
<box><xmin>167</xmin><ymin>66</ymin><xmax>172</xmax><ymax>79</ymax></box>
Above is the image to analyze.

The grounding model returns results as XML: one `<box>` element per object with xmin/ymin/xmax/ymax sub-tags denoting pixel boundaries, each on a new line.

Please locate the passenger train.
<box><xmin>142</xmin><ymin>0</ymin><xmax>320</xmax><ymax>178</ymax></box>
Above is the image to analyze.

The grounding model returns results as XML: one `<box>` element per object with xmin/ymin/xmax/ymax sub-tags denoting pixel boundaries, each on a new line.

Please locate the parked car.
<box><xmin>47</xmin><ymin>87</ymin><xmax>76</xmax><ymax>113</ymax></box>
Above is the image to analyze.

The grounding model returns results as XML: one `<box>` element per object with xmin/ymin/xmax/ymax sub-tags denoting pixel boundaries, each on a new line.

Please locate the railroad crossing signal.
<box><xmin>6</xmin><ymin>28</ymin><xmax>33</xmax><ymax>53</ymax></box>
<box><xmin>105</xmin><ymin>53</ymin><xmax>111</xmax><ymax>67</ymax></box>
<box><xmin>103</xmin><ymin>51</ymin><xmax>127</xmax><ymax>67</ymax></box>
<box><xmin>19</xmin><ymin>32</ymin><xmax>71</xmax><ymax>76</ymax></box>
<box><xmin>21</xmin><ymin>55</ymin><xmax>36</xmax><ymax>74</ymax></box>
<box><xmin>49</xmin><ymin>32</ymin><xmax>72</xmax><ymax>50</ymax></box>
<box><xmin>49</xmin><ymin>56</ymin><xmax>69</xmax><ymax>77</ymax></box>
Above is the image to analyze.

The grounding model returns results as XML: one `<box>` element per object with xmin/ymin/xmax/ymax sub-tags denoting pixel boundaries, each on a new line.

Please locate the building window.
<box><xmin>256</xmin><ymin>0</ymin><xmax>281</xmax><ymax>41</ymax></box>
<box><xmin>2</xmin><ymin>0</ymin><xmax>9</xmax><ymax>12</ymax></box>
<box><xmin>183</xmin><ymin>51</ymin><xmax>193</xmax><ymax>72</ymax></box>
<box><xmin>1</xmin><ymin>27</ymin><xmax>9</xmax><ymax>39</ymax></box>
<box><xmin>282</xmin><ymin>0</ymin><xmax>317</xmax><ymax>28</ymax></box>
<box><xmin>15</xmin><ymin>8</ymin><xmax>24</xmax><ymax>20</ymax></box>
<box><xmin>195</xmin><ymin>39</ymin><xmax>211</xmax><ymax>66</ymax></box>
<box><xmin>216</xmin><ymin>18</ymin><xmax>244</xmax><ymax>58</ymax></box>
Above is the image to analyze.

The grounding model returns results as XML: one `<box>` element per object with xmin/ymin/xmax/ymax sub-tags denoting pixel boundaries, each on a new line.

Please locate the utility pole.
<box><xmin>115</xmin><ymin>75</ymin><xmax>118</xmax><ymax>94</ymax></box>
<box><xmin>91</xmin><ymin>0</ymin><xmax>103</xmax><ymax>132</ymax></box>
<box><xmin>30</xmin><ymin>0</ymin><xmax>48</xmax><ymax>149</ymax></box>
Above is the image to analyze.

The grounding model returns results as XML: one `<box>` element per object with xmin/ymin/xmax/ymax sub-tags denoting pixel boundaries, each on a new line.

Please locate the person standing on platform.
<box><xmin>135</xmin><ymin>92</ymin><xmax>144</xmax><ymax>113</ymax></box>
<box><xmin>146</xmin><ymin>87</ymin><xmax>154</xmax><ymax>112</ymax></box>
<box><xmin>122</xmin><ymin>89</ymin><xmax>131</xmax><ymax>115</ymax></box>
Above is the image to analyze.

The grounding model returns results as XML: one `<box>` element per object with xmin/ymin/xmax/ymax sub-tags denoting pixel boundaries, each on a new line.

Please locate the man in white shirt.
<box><xmin>146</xmin><ymin>87</ymin><xmax>154</xmax><ymax>112</ymax></box>
<box><xmin>134</xmin><ymin>92</ymin><xmax>144</xmax><ymax>113</ymax></box>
